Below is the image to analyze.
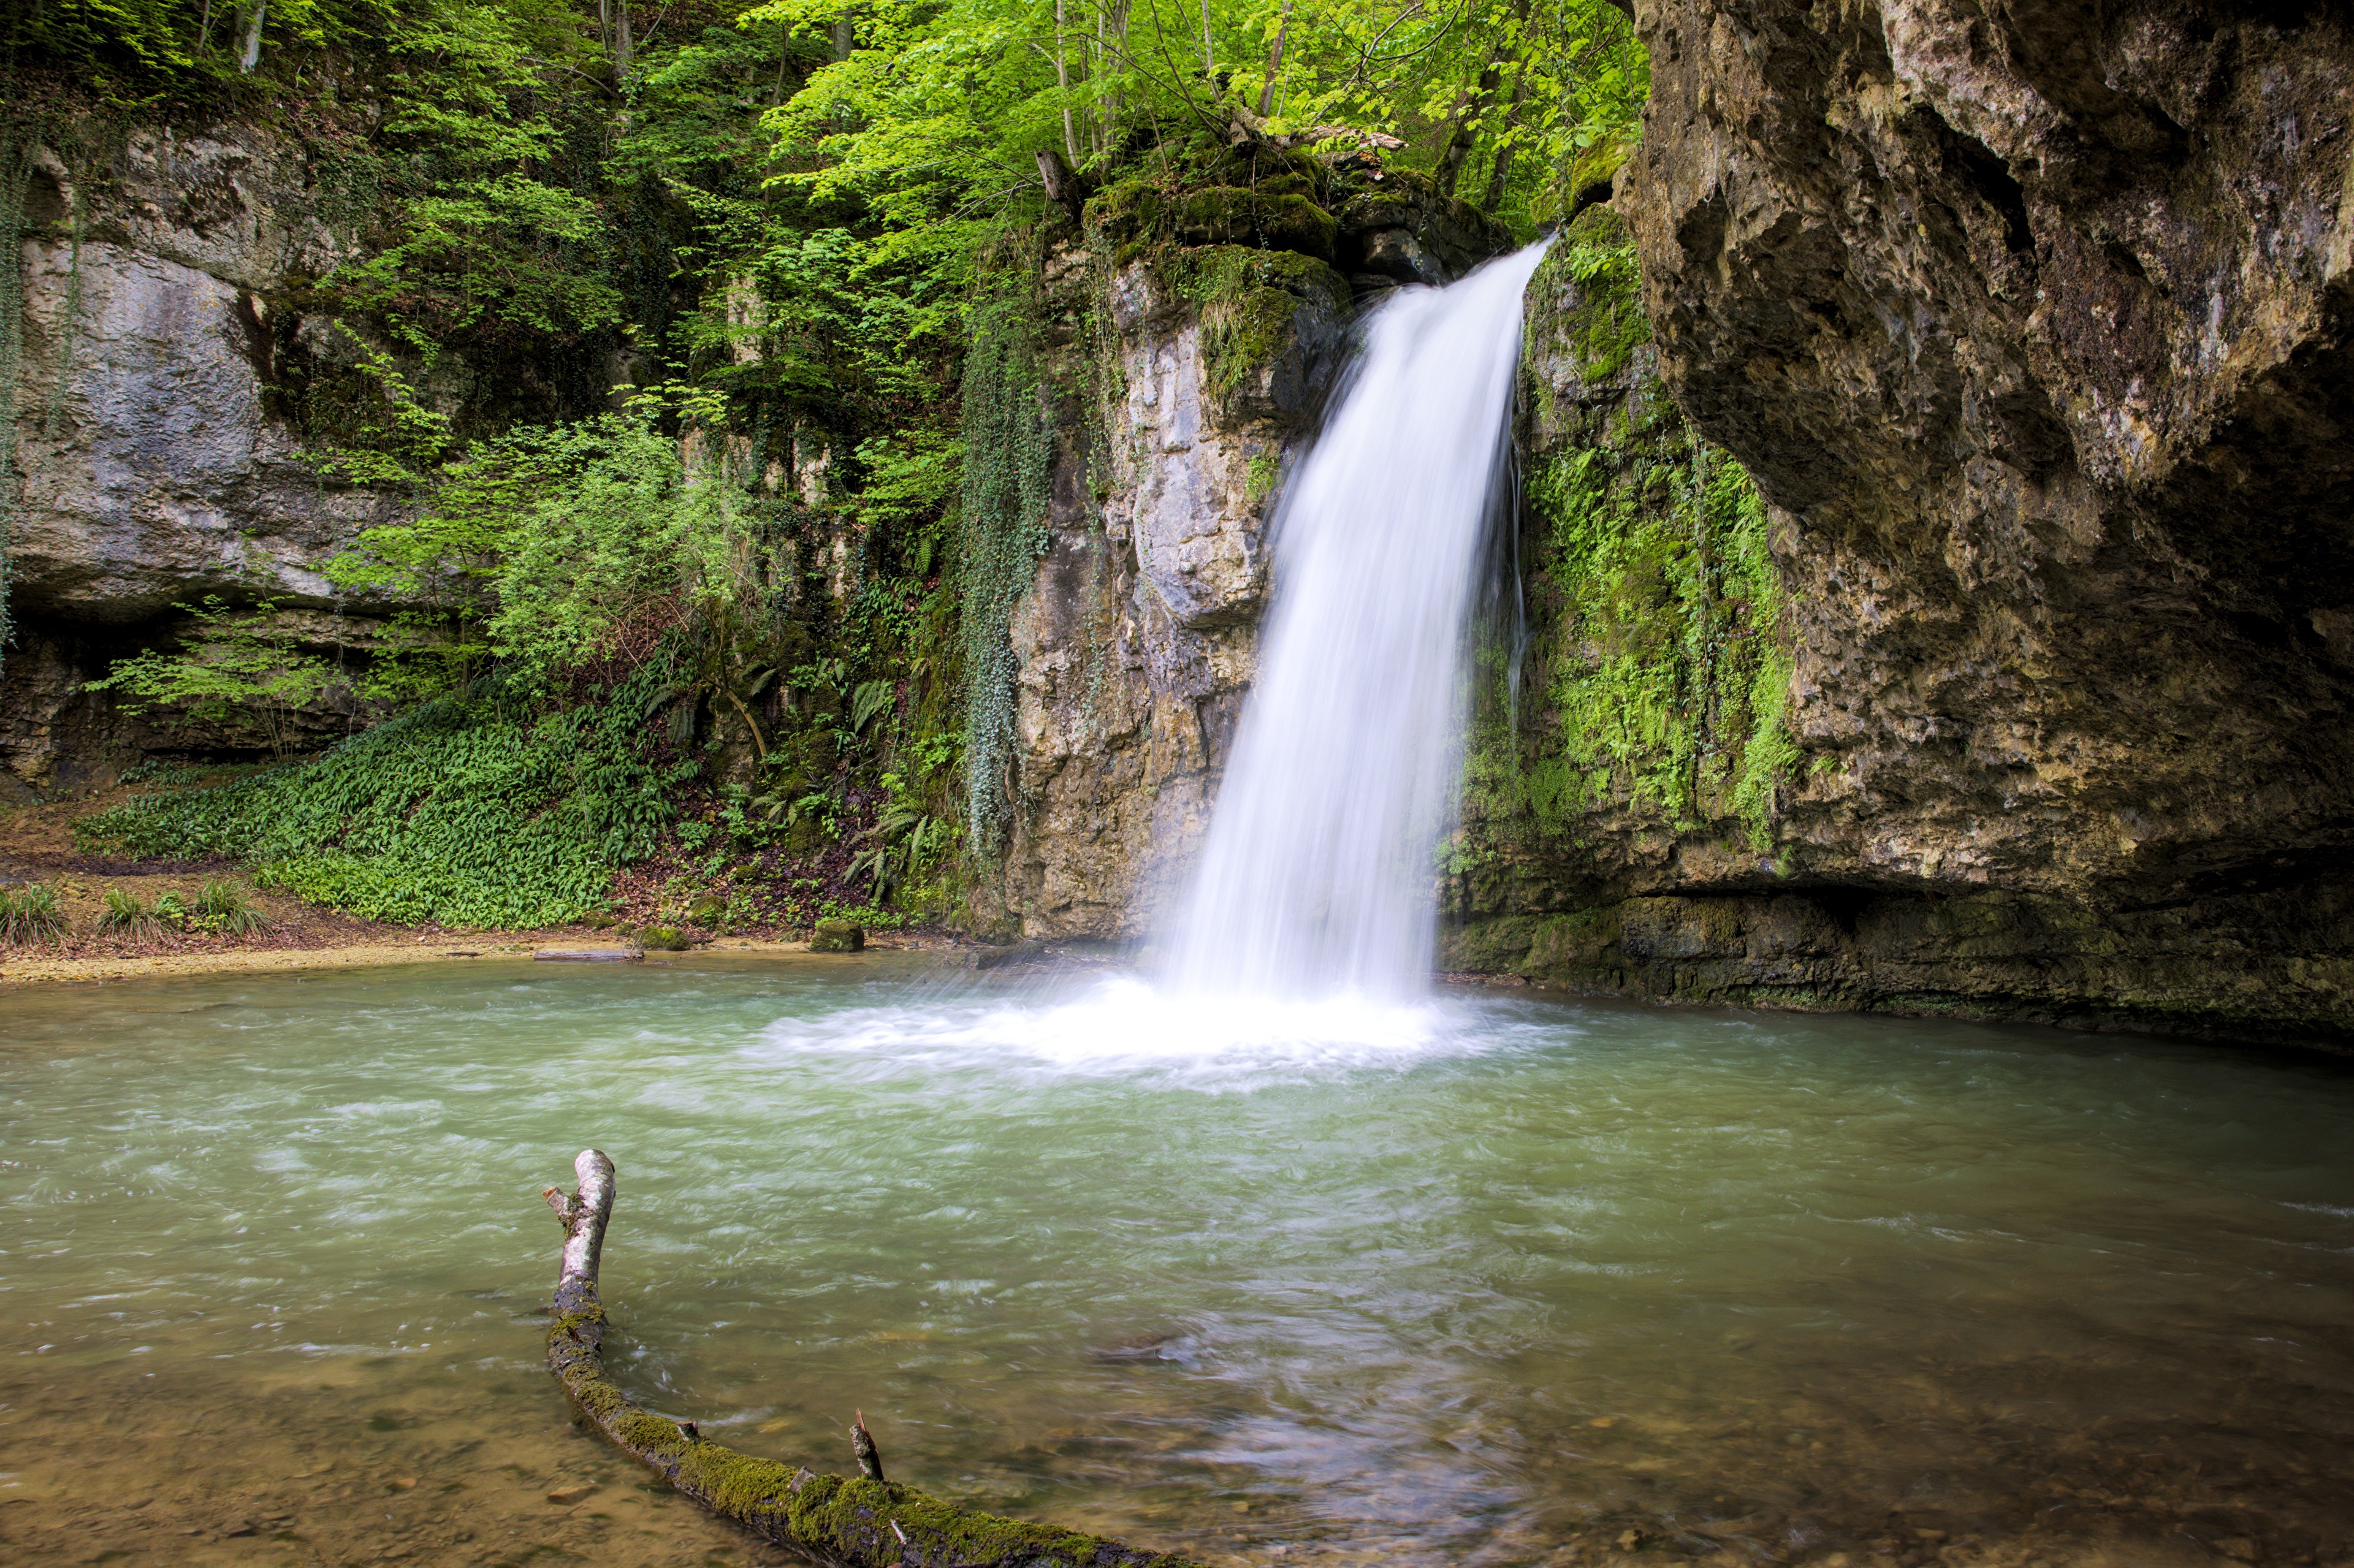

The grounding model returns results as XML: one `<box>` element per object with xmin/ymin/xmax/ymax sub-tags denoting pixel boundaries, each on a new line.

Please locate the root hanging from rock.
<box><xmin>542</xmin><ymin>1149</ymin><xmax>1203</xmax><ymax>1567</ymax></box>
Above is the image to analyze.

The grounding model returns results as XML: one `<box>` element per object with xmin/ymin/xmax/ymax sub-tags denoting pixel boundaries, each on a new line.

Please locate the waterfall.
<box><xmin>1163</xmin><ymin>242</ymin><xmax>1550</xmax><ymax>1000</ymax></box>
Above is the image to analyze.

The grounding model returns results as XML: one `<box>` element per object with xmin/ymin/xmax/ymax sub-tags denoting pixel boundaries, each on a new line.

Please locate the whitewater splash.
<box><xmin>1162</xmin><ymin>242</ymin><xmax>1550</xmax><ymax>1000</ymax></box>
<box><xmin>753</xmin><ymin>976</ymin><xmax>1482</xmax><ymax>1089</ymax></box>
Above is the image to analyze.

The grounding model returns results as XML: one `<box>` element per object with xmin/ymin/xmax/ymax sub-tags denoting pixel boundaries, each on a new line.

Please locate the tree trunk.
<box><xmin>1095</xmin><ymin>0</ymin><xmax>1132</xmax><ymax>152</ymax></box>
<box><xmin>1038</xmin><ymin>148</ymin><xmax>1084</xmax><ymax>218</ymax></box>
<box><xmin>237</xmin><ymin>0</ymin><xmax>267</xmax><ymax>73</ymax></box>
<box><xmin>1055</xmin><ymin>0</ymin><xmax>1080</xmax><ymax>164</ymax></box>
<box><xmin>615</xmin><ymin>0</ymin><xmax>634</xmax><ymax>78</ymax></box>
<box><xmin>1479</xmin><ymin>63</ymin><xmax>1528</xmax><ymax>213</ymax></box>
<box><xmin>542</xmin><ymin>1150</ymin><xmax>1202</xmax><ymax>1568</ymax></box>
<box><xmin>1256</xmin><ymin>0</ymin><xmax>1293</xmax><ymax>118</ymax></box>
<box><xmin>1433</xmin><ymin>0</ymin><xmax>1530</xmax><ymax>200</ymax></box>
<box><xmin>1200</xmin><ymin>0</ymin><xmax>1214</xmax><ymax>72</ymax></box>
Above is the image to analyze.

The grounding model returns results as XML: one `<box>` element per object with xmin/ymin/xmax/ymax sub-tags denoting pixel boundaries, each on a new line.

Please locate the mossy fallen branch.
<box><xmin>542</xmin><ymin>1149</ymin><xmax>1205</xmax><ymax>1568</ymax></box>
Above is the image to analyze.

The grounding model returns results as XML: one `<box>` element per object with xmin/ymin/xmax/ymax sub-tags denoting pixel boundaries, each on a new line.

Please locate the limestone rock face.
<box><xmin>1442</xmin><ymin>0</ymin><xmax>2354</xmax><ymax>1045</ymax></box>
<box><xmin>12</xmin><ymin>238</ymin><xmax>385</xmax><ymax>622</ymax></box>
<box><xmin>979</xmin><ymin>246</ymin><xmax>1354</xmax><ymax>938</ymax></box>
<box><xmin>1622</xmin><ymin>0</ymin><xmax>2354</xmax><ymax>907</ymax></box>
<box><xmin>3</xmin><ymin>124</ymin><xmax>406</xmax><ymax>792</ymax></box>
<box><xmin>10</xmin><ymin>126</ymin><xmax>394</xmax><ymax>622</ymax></box>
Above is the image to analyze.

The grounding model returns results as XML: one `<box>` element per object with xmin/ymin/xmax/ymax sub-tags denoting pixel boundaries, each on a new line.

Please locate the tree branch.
<box><xmin>542</xmin><ymin>1149</ymin><xmax>1204</xmax><ymax>1568</ymax></box>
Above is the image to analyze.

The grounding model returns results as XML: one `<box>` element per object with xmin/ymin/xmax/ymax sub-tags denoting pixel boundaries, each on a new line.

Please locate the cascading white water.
<box><xmin>1163</xmin><ymin>242</ymin><xmax>1550</xmax><ymax>1000</ymax></box>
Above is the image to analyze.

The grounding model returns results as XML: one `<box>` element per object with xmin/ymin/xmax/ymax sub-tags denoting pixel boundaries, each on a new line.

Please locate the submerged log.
<box><xmin>543</xmin><ymin>1149</ymin><xmax>1201</xmax><ymax>1567</ymax></box>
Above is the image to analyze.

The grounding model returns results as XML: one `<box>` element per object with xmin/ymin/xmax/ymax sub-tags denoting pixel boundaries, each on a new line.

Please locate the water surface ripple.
<box><xmin>5</xmin><ymin>955</ymin><xmax>2353</xmax><ymax>1567</ymax></box>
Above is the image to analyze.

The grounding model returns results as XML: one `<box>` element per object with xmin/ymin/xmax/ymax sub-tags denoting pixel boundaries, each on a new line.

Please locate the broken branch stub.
<box><xmin>542</xmin><ymin>1148</ymin><xmax>1204</xmax><ymax>1568</ymax></box>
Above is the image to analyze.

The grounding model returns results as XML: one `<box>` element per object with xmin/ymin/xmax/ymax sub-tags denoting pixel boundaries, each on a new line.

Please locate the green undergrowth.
<box><xmin>956</xmin><ymin>267</ymin><xmax>1054</xmax><ymax>860</ymax></box>
<box><xmin>77</xmin><ymin>670</ymin><xmax>682</xmax><ymax>927</ymax></box>
<box><xmin>1468</xmin><ymin>235</ymin><xmax>1797</xmax><ymax>856</ymax></box>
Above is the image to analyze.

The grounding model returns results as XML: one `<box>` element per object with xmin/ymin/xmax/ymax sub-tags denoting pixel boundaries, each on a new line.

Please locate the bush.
<box><xmin>0</xmin><ymin>884</ymin><xmax>67</xmax><ymax>945</ymax></box>
<box><xmin>76</xmin><ymin>672</ymin><xmax>682</xmax><ymax>930</ymax></box>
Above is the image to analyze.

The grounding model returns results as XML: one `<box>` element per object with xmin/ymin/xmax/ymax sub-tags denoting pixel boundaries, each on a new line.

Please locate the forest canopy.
<box><xmin>7</xmin><ymin>0</ymin><xmax>1648</xmax><ymax>929</ymax></box>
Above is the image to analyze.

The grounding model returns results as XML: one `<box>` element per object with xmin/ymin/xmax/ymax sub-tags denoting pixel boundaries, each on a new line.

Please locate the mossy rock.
<box><xmin>809</xmin><ymin>918</ymin><xmax>865</xmax><ymax>954</ymax></box>
<box><xmin>641</xmin><ymin>926</ymin><xmax>691</xmax><ymax>951</ymax></box>
<box><xmin>1170</xmin><ymin>188</ymin><xmax>1338</xmax><ymax>262</ymax></box>
<box><xmin>1148</xmin><ymin>245</ymin><xmax>1352</xmax><ymax>408</ymax></box>
<box><xmin>1084</xmin><ymin>178</ymin><xmax>1166</xmax><ymax>249</ymax></box>
<box><xmin>686</xmin><ymin>895</ymin><xmax>726</xmax><ymax>929</ymax></box>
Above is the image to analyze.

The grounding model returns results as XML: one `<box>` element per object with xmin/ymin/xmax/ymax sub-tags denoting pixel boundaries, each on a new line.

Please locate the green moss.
<box><xmin>1084</xmin><ymin>178</ymin><xmax>1165</xmax><ymax>253</ymax></box>
<box><xmin>1150</xmin><ymin>246</ymin><xmax>1349</xmax><ymax>405</ymax></box>
<box><xmin>1555</xmin><ymin>234</ymin><xmax>1648</xmax><ymax>381</ymax></box>
<box><xmin>1463</xmin><ymin>237</ymin><xmax>1799</xmax><ymax>856</ymax></box>
<box><xmin>1170</xmin><ymin>186</ymin><xmax>1338</xmax><ymax>261</ymax></box>
<box><xmin>809</xmin><ymin>916</ymin><xmax>865</xmax><ymax>952</ymax></box>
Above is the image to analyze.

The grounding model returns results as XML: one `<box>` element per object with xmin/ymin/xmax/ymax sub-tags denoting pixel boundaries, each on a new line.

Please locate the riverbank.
<box><xmin>1</xmin><ymin>785</ymin><xmax>959</xmax><ymax>986</ymax></box>
<box><xmin>0</xmin><ymin>934</ymin><xmax>920</xmax><ymax>987</ymax></box>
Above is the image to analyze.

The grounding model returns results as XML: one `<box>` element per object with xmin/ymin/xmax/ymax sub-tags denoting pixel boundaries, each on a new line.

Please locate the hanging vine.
<box><xmin>955</xmin><ymin>265</ymin><xmax>1054</xmax><ymax>859</ymax></box>
<box><xmin>0</xmin><ymin>127</ymin><xmax>36</xmax><ymax>677</ymax></box>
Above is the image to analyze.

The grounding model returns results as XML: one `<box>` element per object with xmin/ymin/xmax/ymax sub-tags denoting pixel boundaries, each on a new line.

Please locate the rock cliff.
<box><xmin>973</xmin><ymin>166</ymin><xmax>1511</xmax><ymax>937</ymax></box>
<box><xmin>2</xmin><ymin>124</ymin><xmax>406</xmax><ymax>794</ymax></box>
<box><xmin>1446</xmin><ymin>0</ymin><xmax>2354</xmax><ymax>1046</ymax></box>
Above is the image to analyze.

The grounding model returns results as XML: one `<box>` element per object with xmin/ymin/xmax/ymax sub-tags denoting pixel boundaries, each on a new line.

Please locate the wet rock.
<box><xmin>809</xmin><ymin>918</ymin><xmax>864</xmax><ymax>953</ymax></box>
<box><xmin>972</xmin><ymin>938</ymin><xmax>1046</xmax><ymax>971</ymax></box>
<box><xmin>1588</xmin><ymin>0</ymin><xmax>2354</xmax><ymax>1043</ymax></box>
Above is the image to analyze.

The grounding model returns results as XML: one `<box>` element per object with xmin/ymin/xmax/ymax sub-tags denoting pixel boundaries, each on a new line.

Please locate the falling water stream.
<box><xmin>1165</xmin><ymin>243</ymin><xmax>1550</xmax><ymax>998</ymax></box>
<box><xmin>6</xmin><ymin>253</ymin><xmax>2354</xmax><ymax>1568</ymax></box>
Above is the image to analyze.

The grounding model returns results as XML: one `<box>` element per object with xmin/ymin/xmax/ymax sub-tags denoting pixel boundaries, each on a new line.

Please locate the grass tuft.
<box><xmin>98</xmin><ymin>886</ymin><xmax>166</xmax><ymax>938</ymax></box>
<box><xmin>0</xmin><ymin>884</ymin><xmax>69</xmax><ymax>945</ymax></box>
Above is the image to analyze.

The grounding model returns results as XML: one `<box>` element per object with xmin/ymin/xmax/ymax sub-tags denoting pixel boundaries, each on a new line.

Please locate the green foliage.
<box><xmin>99</xmin><ymin>885</ymin><xmax>164</xmax><ymax>938</ymax></box>
<box><xmin>1497</xmin><ymin>430</ymin><xmax>1789</xmax><ymax>847</ymax></box>
<box><xmin>83</xmin><ymin>598</ymin><xmax>344</xmax><ymax>756</ymax></box>
<box><xmin>77</xmin><ymin>671</ymin><xmax>682</xmax><ymax>929</ymax></box>
<box><xmin>956</xmin><ymin>278</ymin><xmax>1054</xmax><ymax>857</ymax></box>
<box><xmin>848</xmin><ymin>772</ymin><xmax>951</xmax><ymax>902</ymax></box>
<box><xmin>1245</xmin><ymin>452</ymin><xmax>1280</xmax><ymax>503</ymax></box>
<box><xmin>325</xmin><ymin>410</ymin><xmax>747</xmax><ymax>696</ymax></box>
<box><xmin>194</xmin><ymin>880</ymin><xmax>271</xmax><ymax>935</ymax></box>
<box><xmin>0</xmin><ymin>883</ymin><xmax>68</xmax><ymax>945</ymax></box>
<box><xmin>15</xmin><ymin>0</ymin><xmax>1660</xmax><ymax>931</ymax></box>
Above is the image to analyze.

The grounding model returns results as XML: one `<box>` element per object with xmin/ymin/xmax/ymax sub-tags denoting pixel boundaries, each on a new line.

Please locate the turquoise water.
<box><xmin>4</xmin><ymin>954</ymin><xmax>2353</xmax><ymax>1567</ymax></box>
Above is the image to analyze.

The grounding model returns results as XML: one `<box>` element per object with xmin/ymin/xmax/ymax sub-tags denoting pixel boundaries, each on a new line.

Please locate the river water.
<box><xmin>5</xmin><ymin>953</ymin><xmax>2353</xmax><ymax>1567</ymax></box>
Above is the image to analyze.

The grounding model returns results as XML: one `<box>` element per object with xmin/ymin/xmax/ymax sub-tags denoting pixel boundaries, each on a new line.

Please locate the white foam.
<box><xmin>748</xmin><ymin>975</ymin><xmax>1491</xmax><ymax>1087</ymax></box>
